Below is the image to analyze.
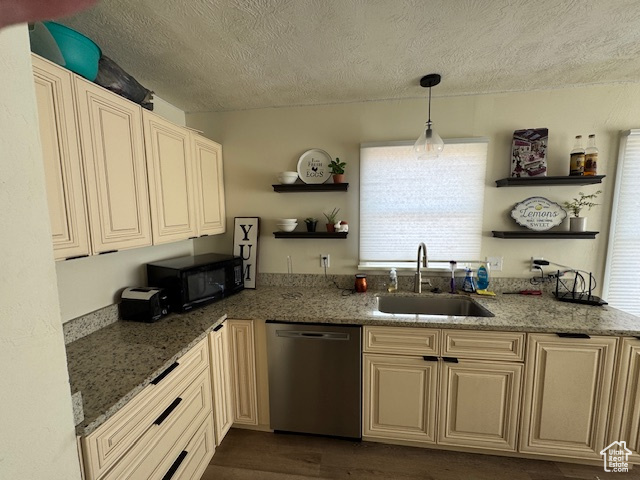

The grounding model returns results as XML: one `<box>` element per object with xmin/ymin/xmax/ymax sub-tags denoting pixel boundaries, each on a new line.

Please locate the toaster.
<box><xmin>119</xmin><ymin>287</ymin><xmax>169</xmax><ymax>322</ymax></box>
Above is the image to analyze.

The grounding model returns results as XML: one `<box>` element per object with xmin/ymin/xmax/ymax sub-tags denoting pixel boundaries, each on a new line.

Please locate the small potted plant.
<box><xmin>324</xmin><ymin>207</ymin><xmax>340</xmax><ymax>232</ymax></box>
<box><xmin>304</xmin><ymin>217</ymin><xmax>318</xmax><ymax>232</ymax></box>
<box><xmin>563</xmin><ymin>190</ymin><xmax>601</xmax><ymax>231</ymax></box>
<box><xmin>329</xmin><ymin>158</ymin><xmax>346</xmax><ymax>184</ymax></box>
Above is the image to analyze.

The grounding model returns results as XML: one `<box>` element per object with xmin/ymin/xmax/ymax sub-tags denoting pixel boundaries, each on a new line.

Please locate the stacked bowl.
<box><xmin>277</xmin><ymin>218</ymin><xmax>297</xmax><ymax>232</ymax></box>
<box><xmin>278</xmin><ymin>172</ymin><xmax>298</xmax><ymax>184</ymax></box>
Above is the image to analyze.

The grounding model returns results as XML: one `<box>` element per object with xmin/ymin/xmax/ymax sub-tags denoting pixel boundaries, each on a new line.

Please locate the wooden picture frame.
<box><xmin>233</xmin><ymin>217</ymin><xmax>260</xmax><ymax>289</ymax></box>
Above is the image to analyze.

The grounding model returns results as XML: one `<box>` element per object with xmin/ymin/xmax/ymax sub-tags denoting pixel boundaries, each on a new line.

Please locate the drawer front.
<box><xmin>101</xmin><ymin>368</ymin><xmax>213</xmax><ymax>480</ymax></box>
<box><xmin>170</xmin><ymin>415</ymin><xmax>216</xmax><ymax>480</ymax></box>
<box><xmin>83</xmin><ymin>338</ymin><xmax>209</xmax><ymax>479</ymax></box>
<box><xmin>364</xmin><ymin>326</ymin><xmax>439</xmax><ymax>356</ymax></box>
<box><xmin>442</xmin><ymin>330</ymin><xmax>526</xmax><ymax>361</ymax></box>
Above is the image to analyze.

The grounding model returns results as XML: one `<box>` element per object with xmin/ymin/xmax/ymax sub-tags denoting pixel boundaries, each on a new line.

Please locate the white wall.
<box><xmin>55</xmin><ymin>90</ymin><xmax>191</xmax><ymax>323</ymax></box>
<box><xmin>188</xmin><ymin>83</ymin><xmax>640</xmax><ymax>293</ymax></box>
<box><xmin>0</xmin><ymin>25</ymin><xmax>82</xmax><ymax>480</ymax></box>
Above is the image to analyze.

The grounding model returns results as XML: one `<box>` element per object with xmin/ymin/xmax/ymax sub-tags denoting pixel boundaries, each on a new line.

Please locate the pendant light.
<box><xmin>413</xmin><ymin>73</ymin><xmax>444</xmax><ymax>159</ymax></box>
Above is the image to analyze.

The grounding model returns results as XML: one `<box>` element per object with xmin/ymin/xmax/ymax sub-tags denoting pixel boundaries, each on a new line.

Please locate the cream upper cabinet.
<box><xmin>609</xmin><ymin>337</ymin><xmax>640</xmax><ymax>461</ymax></box>
<box><xmin>209</xmin><ymin>323</ymin><xmax>234</xmax><ymax>444</ymax></box>
<box><xmin>74</xmin><ymin>76</ymin><xmax>152</xmax><ymax>253</ymax></box>
<box><xmin>438</xmin><ymin>359</ymin><xmax>522</xmax><ymax>452</ymax></box>
<box><xmin>143</xmin><ymin>110</ymin><xmax>198</xmax><ymax>244</ymax></box>
<box><xmin>363</xmin><ymin>353</ymin><xmax>438</xmax><ymax>444</ymax></box>
<box><xmin>227</xmin><ymin>319</ymin><xmax>259</xmax><ymax>425</ymax></box>
<box><xmin>191</xmin><ymin>134</ymin><xmax>226</xmax><ymax>236</ymax></box>
<box><xmin>520</xmin><ymin>333</ymin><xmax>618</xmax><ymax>460</ymax></box>
<box><xmin>32</xmin><ymin>55</ymin><xmax>90</xmax><ymax>260</ymax></box>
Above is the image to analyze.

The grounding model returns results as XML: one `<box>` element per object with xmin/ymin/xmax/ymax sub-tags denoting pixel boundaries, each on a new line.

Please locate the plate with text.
<box><xmin>297</xmin><ymin>149</ymin><xmax>332</xmax><ymax>184</ymax></box>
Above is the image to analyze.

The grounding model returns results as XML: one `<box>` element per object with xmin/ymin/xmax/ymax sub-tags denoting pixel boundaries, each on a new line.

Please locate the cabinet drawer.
<box><xmin>101</xmin><ymin>368</ymin><xmax>213</xmax><ymax>480</ymax></box>
<box><xmin>169</xmin><ymin>415</ymin><xmax>216</xmax><ymax>480</ymax></box>
<box><xmin>82</xmin><ymin>338</ymin><xmax>209</xmax><ymax>479</ymax></box>
<box><xmin>442</xmin><ymin>330</ymin><xmax>525</xmax><ymax>362</ymax></box>
<box><xmin>364</xmin><ymin>326</ymin><xmax>439</xmax><ymax>356</ymax></box>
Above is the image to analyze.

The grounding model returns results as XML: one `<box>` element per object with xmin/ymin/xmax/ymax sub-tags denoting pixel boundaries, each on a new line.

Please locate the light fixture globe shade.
<box><xmin>413</xmin><ymin>126</ymin><xmax>444</xmax><ymax>159</ymax></box>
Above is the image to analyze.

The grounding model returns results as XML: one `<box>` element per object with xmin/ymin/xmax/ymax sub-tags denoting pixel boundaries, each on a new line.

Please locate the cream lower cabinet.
<box><xmin>74</xmin><ymin>76</ymin><xmax>152</xmax><ymax>253</ymax></box>
<box><xmin>227</xmin><ymin>319</ymin><xmax>259</xmax><ymax>425</ymax></box>
<box><xmin>519</xmin><ymin>333</ymin><xmax>617</xmax><ymax>461</ymax></box>
<box><xmin>32</xmin><ymin>55</ymin><xmax>91</xmax><ymax>260</ymax></box>
<box><xmin>209</xmin><ymin>323</ymin><xmax>234</xmax><ymax>444</ymax></box>
<box><xmin>609</xmin><ymin>337</ymin><xmax>640</xmax><ymax>461</ymax></box>
<box><xmin>363</xmin><ymin>327</ymin><xmax>524</xmax><ymax>454</ymax></box>
<box><xmin>81</xmin><ymin>338</ymin><xmax>215</xmax><ymax>480</ymax></box>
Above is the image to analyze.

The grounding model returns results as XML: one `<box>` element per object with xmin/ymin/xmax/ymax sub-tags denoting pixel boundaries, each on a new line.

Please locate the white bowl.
<box><xmin>278</xmin><ymin>172</ymin><xmax>298</xmax><ymax>184</ymax></box>
<box><xmin>277</xmin><ymin>223</ymin><xmax>297</xmax><ymax>232</ymax></box>
<box><xmin>278</xmin><ymin>218</ymin><xmax>297</xmax><ymax>224</ymax></box>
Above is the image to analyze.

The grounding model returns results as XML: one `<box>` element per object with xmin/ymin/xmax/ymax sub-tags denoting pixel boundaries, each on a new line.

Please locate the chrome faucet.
<box><xmin>414</xmin><ymin>242</ymin><xmax>430</xmax><ymax>293</ymax></box>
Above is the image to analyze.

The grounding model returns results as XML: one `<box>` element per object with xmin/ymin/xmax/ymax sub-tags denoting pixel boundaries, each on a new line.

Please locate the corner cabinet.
<box><xmin>32</xmin><ymin>55</ymin><xmax>91</xmax><ymax>260</ymax></box>
<box><xmin>227</xmin><ymin>319</ymin><xmax>259</xmax><ymax>426</ymax></box>
<box><xmin>519</xmin><ymin>333</ymin><xmax>617</xmax><ymax>461</ymax></box>
<box><xmin>74</xmin><ymin>76</ymin><xmax>152</xmax><ymax>253</ymax></box>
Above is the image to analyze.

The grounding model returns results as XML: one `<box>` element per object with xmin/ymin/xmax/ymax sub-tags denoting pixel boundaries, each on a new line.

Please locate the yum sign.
<box><xmin>233</xmin><ymin>217</ymin><xmax>260</xmax><ymax>289</ymax></box>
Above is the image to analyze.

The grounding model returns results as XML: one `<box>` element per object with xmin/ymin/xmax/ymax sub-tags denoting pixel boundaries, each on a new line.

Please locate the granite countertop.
<box><xmin>67</xmin><ymin>285</ymin><xmax>640</xmax><ymax>436</ymax></box>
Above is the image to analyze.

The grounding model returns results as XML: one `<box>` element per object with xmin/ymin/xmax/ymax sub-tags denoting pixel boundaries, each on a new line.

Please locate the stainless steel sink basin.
<box><xmin>376</xmin><ymin>295</ymin><xmax>494</xmax><ymax>317</ymax></box>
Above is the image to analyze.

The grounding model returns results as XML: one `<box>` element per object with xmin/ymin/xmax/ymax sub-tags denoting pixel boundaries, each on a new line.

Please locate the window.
<box><xmin>359</xmin><ymin>139</ymin><xmax>489</xmax><ymax>269</ymax></box>
<box><xmin>603</xmin><ymin>130</ymin><xmax>640</xmax><ymax>315</ymax></box>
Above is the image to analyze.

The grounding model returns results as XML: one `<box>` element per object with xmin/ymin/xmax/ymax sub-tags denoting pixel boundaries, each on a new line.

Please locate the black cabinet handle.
<box><xmin>154</xmin><ymin>397</ymin><xmax>182</xmax><ymax>426</ymax></box>
<box><xmin>151</xmin><ymin>362</ymin><xmax>179</xmax><ymax>385</ymax></box>
<box><xmin>443</xmin><ymin>357</ymin><xmax>459</xmax><ymax>363</ymax></box>
<box><xmin>188</xmin><ymin>236</ymin><xmax>197</xmax><ymax>239</ymax></box>
<box><xmin>556</xmin><ymin>333</ymin><xmax>591</xmax><ymax>339</ymax></box>
<box><xmin>65</xmin><ymin>254</ymin><xmax>89</xmax><ymax>260</ymax></box>
<box><xmin>162</xmin><ymin>450</ymin><xmax>188</xmax><ymax>480</ymax></box>
<box><xmin>423</xmin><ymin>356</ymin><xmax>438</xmax><ymax>362</ymax></box>
<box><xmin>99</xmin><ymin>250</ymin><xmax>118</xmax><ymax>255</ymax></box>
<box><xmin>213</xmin><ymin>323</ymin><xmax>225</xmax><ymax>332</ymax></box>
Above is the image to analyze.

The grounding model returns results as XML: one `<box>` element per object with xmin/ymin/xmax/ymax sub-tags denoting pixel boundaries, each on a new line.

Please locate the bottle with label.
<box><xmin>476</xmin><ymin>263</ymin><xmax>490</xmax><ymax>291</ymax></box>
<box><xmin>462</xmin><ymin>268</ymin><xmax>476</xmax><ymax>293</ymax></box>
<box><xmin>584</xmin><ymin>134</ymin><xmax>598</xmax><ymax>176</ymax></box>
<box><xmin>570</xmin><ymin>135</ymin><xmax>585</xmax><ymax>176</ymax></box>
<box><xmin>387</xmin><ymin>268</ymin><xmax>398</xmax><ymax>292</ymax></box>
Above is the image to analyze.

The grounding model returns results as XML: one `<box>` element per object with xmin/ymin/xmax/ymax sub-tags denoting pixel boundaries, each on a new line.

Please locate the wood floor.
<box><xmin>200</xmin><ymin>429</ymin><xmax>637</xmax><ymax>480</ymax></box>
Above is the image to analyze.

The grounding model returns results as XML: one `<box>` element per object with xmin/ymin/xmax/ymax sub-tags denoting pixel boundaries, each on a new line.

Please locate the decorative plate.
<box><xmin>510</xmin><ymin>196</ymin><xmax>567</xmax><ymax>231</ymax></box>
<box><xmin>297</xmin><ymin>149</ymin><xmax>332</xmax><ymax>184</ymax></box>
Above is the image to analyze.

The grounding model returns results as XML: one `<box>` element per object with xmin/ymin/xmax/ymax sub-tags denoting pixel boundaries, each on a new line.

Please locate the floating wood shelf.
<box><xmin>273</xmin><ymin>231</ymin><xmax>348</xmax><ymax>239</ymax></box>
<box><xmin>272</xmin><ymin>183</ymin><xmax>349</xmax><ymax>192</ymax></box>
<box><xmin>495</xmin><ymin>175</ymin><xmax>605</xmax><ymax>187</ymax></box>
<box><xmin>492</xmin><ymin>231</ymin><xmax>599</xmax><ymax>239</ymax></box>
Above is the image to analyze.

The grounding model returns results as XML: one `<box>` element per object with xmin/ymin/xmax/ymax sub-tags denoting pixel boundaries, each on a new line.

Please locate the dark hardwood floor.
<box><xmin>200</xmin><ymin>429</ymin><xmax>637</xmax><ymax>480</ymax></box>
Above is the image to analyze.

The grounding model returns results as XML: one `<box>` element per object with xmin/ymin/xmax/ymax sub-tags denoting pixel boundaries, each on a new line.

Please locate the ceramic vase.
<box><xmin>570</xmin><ymin>216</ymin><xmax>587</xmax><ymax>232</ymax></box>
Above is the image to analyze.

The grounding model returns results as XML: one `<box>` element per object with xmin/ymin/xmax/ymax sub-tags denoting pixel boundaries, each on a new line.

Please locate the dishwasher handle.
<box><xmin>276</xmin><ymin>330</ymin><xmax>350</xmax><ymax>340</ymax></box>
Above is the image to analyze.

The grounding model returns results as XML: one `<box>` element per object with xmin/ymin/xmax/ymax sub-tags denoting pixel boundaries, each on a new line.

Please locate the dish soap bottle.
<box><xmin>462</xmin><ymin>268</ymin><xmax>476</xmax><ymax>293</ymax></box>
<box><xmin>388</xmin><ymin>268</ymin><xmax>398</xmax><ymax>292</ymax></box>
<box><xmin>476</xmin><ymin>263</ymin><xmax>490</xmax><ymax>291</ymax></box>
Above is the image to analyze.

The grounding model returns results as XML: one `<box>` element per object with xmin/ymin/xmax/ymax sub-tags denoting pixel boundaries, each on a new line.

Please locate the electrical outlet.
<box><xmin>486</xmin><ymin>256</ymin><xmax>503</xmax><ymax>272</ymax></box>
<box><xmin>530</xmin><ymin>257</ymin><xmax>545</xmax><ymax>272</ymax></box>
<box><xmin>320</xmin><ymin>254</ymin><xmax>330</xmax><ymax>268</ymax></box>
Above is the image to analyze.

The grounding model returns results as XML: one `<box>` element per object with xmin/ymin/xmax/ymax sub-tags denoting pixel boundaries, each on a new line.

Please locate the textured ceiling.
<box><xmin>62</xmin><ymin>0</ymin><xmax>640</xmax><ymax>113</ymax></box>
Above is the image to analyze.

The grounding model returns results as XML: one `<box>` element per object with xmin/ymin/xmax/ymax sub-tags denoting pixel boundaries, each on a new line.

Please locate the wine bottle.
<box><xmin>584</xmin><ymin>134</ymin><xmax>598</xmax><ymax>176</ymax></box>
<box><xmin>570</xmin><ymin>135</ymin><xmax>585</xmax><ymax>176</ymax></box>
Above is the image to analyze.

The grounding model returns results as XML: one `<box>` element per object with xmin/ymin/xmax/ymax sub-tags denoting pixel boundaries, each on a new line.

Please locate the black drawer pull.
<box><xmin>154</xmin><ymin>397</ymin><xmax>182</xmax><ymax>426</ymax></box>
<box><xmin>151</xmin><ymin>362</ymin><xmax>179</xmax><ymax>385</ymax></box>
<box><xmin>99</xmin><ymin>249</ymin><xmax>118</xmax><ymax>255</ymax></box>
<box><xmin>65</xmin><ymin>254</ymin><xmax>89</xmax><ymax>260</ymax></box>
<box><xmin>213</xmin><ymin>323</ymin><xmax>225</xmax><ymax>332</ymax></box>
<box><xmin>423</xmin><ymin>356</ymin><xmax>438</xmax><ymax>362</ymax></box>
<box><xmin>556</xmin><ymin>333</ymin><xmax>591</xmax><ymax>339</ymax></box>
<box><xmin>443</xmin><ymin>357</ymin><xmax>459</xmax><ymax>363</ymax></box>
<box><xmin>162</xmin><ymin>450</ymin><xmax>188</xmax><ymax>480</ymax></box>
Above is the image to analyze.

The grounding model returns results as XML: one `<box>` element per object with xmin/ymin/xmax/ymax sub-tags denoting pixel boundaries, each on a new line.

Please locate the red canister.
<box><xmin>354</xmin><ymin>274</ymin><xmax>367</xmax><ymax>293</ymax></box>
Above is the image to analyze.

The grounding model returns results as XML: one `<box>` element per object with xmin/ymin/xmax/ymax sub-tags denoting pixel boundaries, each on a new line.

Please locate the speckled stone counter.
<box><xmin>67</xmin><ymin>284</ymin><xmax>640</xmax><ymax>436</ymax></box>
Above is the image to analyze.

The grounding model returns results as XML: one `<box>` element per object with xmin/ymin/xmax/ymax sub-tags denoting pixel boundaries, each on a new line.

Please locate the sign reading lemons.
<box><xmin>510</xmin><ymin>196</ymin><xmax>567</xmax><ymax>231</ymax></box>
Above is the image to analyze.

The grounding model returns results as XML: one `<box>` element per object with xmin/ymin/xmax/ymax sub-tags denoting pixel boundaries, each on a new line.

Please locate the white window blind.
<box><xmin>359</xmin><ymin>139</ymin><xmax>488</xmax><ymax>268</ymax></box>
<box><xmin>603</xmin><ymin>130</ymin><xmax>640</xmax><ymax>315</ymax></box>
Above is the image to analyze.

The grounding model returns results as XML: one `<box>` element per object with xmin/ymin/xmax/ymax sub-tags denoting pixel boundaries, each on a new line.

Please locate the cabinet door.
<box><xmin>74</xmin><ymin>77</ymin><xmax>152</xmax><ymax>253</ymax></box>
<box><xmin>191</xmin><ymin>134</ymin><xmax>225</xmax><ymax>236</ymax></box>
<box><xmin>32</xmin><ymin>55</ymin><xmax>90</xmax><ymax>260</ymax></box>
<box><xmin>228</xmin><ymin>319</ymin><xmax>258</xmax><ymax>425</ymax></box>
<box><xmin>363</xmin><ymin>354</ymin><xmax>438</xmax><ymax>444</ymax></box>
<box><xmin>143</xmin><ymin>111</ymin><xmax>198</xmax><ymax>244</ymax></box>
<box><xmin>609</xmin><ymin>337</ymin><xmax>640</xmax><ymax>461</ymax></box>
<box><xmin>209</xmin><ymin>324</ymin><xmax>234</xmax><ymax>444</ymax></box>
<box><xmin>520</xmin><ymin>334</ymin><xmax>617</xmax><ymax>460</ymax></box>
<box><xmin>438</xmin><ymin>360</ymin><xmax>522</xmax><ymax>452</ymax></box>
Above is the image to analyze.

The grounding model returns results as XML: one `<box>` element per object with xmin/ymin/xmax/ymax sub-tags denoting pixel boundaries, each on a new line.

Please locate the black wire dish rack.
<box><xmin>553</xmin><ymin>270</ymin><xmax>608</xmax><ymax>306</ymax></box>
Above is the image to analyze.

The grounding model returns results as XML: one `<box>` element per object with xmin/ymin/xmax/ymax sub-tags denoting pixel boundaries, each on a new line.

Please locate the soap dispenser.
<box><xmin>388</xmin><ymin>268</ymin><xmax>398</xmax><ymax>292</ymax></box>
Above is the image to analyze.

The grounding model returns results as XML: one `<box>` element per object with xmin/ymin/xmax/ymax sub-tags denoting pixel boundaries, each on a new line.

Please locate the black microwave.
<box><xmin>147</xmin><ymin>253</ymin><xmax>244</xmax><ymax>312</ymax></box>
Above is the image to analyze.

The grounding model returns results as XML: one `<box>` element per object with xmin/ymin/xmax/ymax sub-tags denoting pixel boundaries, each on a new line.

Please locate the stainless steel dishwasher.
<box><xmin>266</xmin><ymin>321</ymin><xmax>362</xmax><ymax>439</ymax></box>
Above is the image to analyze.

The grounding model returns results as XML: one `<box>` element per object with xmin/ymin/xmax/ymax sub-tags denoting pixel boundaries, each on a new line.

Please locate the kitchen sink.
<box><xmin>376</xmin><ymin>295</ymin><xmax>494</xmax><ymax>317</ymax></box>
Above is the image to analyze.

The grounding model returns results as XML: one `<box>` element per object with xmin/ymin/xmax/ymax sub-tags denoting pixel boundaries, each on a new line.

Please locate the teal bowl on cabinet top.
<box><xmin>43</xmin><ymin>21</ymin><xmax>101</xmax><ymax>81</ymax></box>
